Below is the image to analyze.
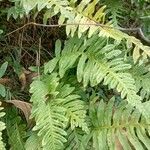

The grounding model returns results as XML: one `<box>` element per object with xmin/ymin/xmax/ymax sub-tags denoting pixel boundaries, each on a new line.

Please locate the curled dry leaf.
<box><xmin>3</xmin><ymin>100</ymin><xmax>32</xmax><ymax>123</ymax></box>
<box><xmin>8</xmin><ymin>100</ymin><xmax>32</xmax><ymax>122</ymax></box>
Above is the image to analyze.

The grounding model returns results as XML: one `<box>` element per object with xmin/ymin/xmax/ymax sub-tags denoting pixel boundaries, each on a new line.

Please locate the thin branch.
<box><xmin>138</xmin><ymin>28</ymin><xmax>150</xmax><ymax>44</ymax></box>
<box><xmin>4</xmin><ymin>22</ymin><xmax>138</xmax><ymax>36</ymax></box>
<box><xmin>4</xmin><ymin>22</ymin><xmax>110</xmax><ymax>36</ymax></box>
<box><xmin>4</xmin><ymin>22</ymin><xmax>150</xmax><ymax>44</ymax></box>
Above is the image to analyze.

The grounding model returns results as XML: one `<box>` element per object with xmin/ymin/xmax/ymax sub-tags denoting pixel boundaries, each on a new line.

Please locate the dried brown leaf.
<box><xmin>7</xmin><ymin>100</ymin><xmax>32</xmax><ymax>123</ymax></box>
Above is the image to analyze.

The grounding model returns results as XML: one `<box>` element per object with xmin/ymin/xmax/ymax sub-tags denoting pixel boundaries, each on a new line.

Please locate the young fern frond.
<box><xmin>0</xmin><ymin>102</ymin><xmax>5</xmax><ymax>150</ymax></box>
<box><xmin>44</xmin><ymin>35</ymin><xmax>145</xmax><ymax>114</ymax></box>
<box><xmin>30</xmin><ymin>73</ymin><xmax>88</xmax><ymax>149</ymax></box>
<box><xmin>88</xmin><ymin>98</ymin><xmax>150</xmax><ymax>150</ymax></box>
<box><xmin>10</xmin><ymin>0</ymin><xmax>150</xmax><ymax>61</ymax></box>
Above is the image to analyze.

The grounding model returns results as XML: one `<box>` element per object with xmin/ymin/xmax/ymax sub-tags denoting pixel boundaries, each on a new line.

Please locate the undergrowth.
<box><xmin>0</xmin><ymin>0</ymin><xmax>150</xmax><ymax>149</ymax></box>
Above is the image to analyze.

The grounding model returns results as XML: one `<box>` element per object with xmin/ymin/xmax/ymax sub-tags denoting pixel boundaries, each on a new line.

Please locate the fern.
<box><xmin>44</xmin><ymin>35</ymin><xmax>147</xmax><ymax>116</ymax></box>
<box><xmin>0</xmin><ymin>0</ymin><xmax>150</xmax><ymax>149</ymax></box>
<box><xmin>30</xmin><ymin>74</ymin><xmax>68</xmax><ymax>150</ymax></box>
<box><xmin>102</xmin><ymin>0</ymin><xmax>124</xmax><ymax>26</ymax></box>
<box><xmin>64</xmin><ymin>127</ymin><xmax>91</xmax><ymax>150</ymax></box>
<box><xmin>56</xmin><ymin>83</ymin><xmax>88</xmax><ymax>132</ymax></box>
<box><xmin>87</xmin><ymin>97</ymin><xmax>150</xmax><ymax>150</ymax></box>
<box><xmin>0</xmin><ymin>102</ymin><xmax>5</xmax><ymax>150</ymax></box>
<box><xmin>9</xmin><ymin>0</ymin><xmax>150</xmax><ymax>62</ymax></box>
<box><xmin>5</xmin><ymin>108</ymin><xmax>26</xmax><ymax>150</ymax></box>
<box><xmin>30</xmin><ymin>73</ymin><xmax>88</xmax><ymax>149</ymax></box>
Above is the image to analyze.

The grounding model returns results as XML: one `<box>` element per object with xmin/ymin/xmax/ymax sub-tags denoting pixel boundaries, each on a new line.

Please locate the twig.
<box><xmin>4</xmin><ymin>22</ymin><xmax>109</xmax><ymax>36</ymax></box>
<box><xmin>138</xmin><ymin>28</ymin><xmax>150</xmax><ymax>44</ymax></box>
<box><xmin>5</xmin><ymin>22</ymin><xmax>150</xmax><ymax>44</ymax></box>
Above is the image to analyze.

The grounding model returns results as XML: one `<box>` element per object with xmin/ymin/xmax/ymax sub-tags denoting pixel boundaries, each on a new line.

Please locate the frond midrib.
<box><xmin>90</xmin><ymin>54</ymin><xmax>132</xmax><ymax>96</ymax></box>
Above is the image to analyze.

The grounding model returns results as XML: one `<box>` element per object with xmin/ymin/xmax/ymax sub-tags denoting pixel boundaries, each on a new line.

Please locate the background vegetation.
<box><xmin>0</xmin><ymin>0</ymin><xmax>150</xmax><ymax>149</ymax></box>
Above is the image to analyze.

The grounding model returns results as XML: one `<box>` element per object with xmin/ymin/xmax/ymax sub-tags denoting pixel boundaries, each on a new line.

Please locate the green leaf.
<box><xmin>44</xmin><ymin>58</ymin><xmax>59</xmax><ymax>74</ymax></box>
<box><xmin>0</xmin><ymin>84</ymin><xmax>6</xmax><ymax>97</ymax></box>
<box><xmin>77</xmin><ymin>54</ymin><xmax>87</xmax><ymax>82</ymax></box>
<box><xmin>133</xmin><ymin>46</ymin><xmax>140</xmax><ymax>63</ymax></box>
<box><xmin>0</xmin><ymin>62</ymin><xmax>8</xmax><ymax>78</ymax></box>
<box><xmin>30</xmin><ymin>73</ymin><xmax>88</xmax><ymax>149</ymax></box>
<box><xmin>55</xmin><ymin>39</ymin><xmax>61</xmax><ymax>57</ymax></box>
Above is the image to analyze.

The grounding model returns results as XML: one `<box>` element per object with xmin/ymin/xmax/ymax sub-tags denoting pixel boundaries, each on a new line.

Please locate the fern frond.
<box><xmin>102</xmin><ymin>0</ymin><xmax>124</xmax><ymax>26</ymax></box>
<box><xmin>12</xmin><ymin>0</ymin><xmax>150</xmax><ymax>62</ymax></box>
<box><xmin>32</xmin><ymin>103</ymin><xmax>67</xmax><ymax>150</ymax></box>
<box><xmin>0</xmin><ymin>102</ymin><xmax>5</xmax><ymax>150</ymax></box>
<box><xmin>44</xmin><ymin>35</ymin><xmax>144</xmax><ymax>114</ymax></box>
<box><xmin>30</xmin><ymin>73</ymin><xmax>87</xmax><ymax>149</ymax></box>
<box><xmin>88</xmin><ymin>98</ymin><xmax>150</xmax><ymax>150</ymax></box>
<box><xmin>6</xmin><ymin>109</ymin><xmax>26</xmax><ymax>150</ymax></box>
<box><xmin>30</xmin><ymin>74</ymin><xmax>67</xmax><ymax>150</ymax></box>
<box><xmin>56</xmin><ymin>84</ymin><xmax>88</xmax><ymax>132</ymax></box>
<box><xmin>64</xmin><ymin>128</ymin><xmax>91</xmax><ymax>150</ymax></box>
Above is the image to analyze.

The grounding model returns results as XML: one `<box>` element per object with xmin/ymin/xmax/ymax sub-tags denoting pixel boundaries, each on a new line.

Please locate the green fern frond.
<box><xmin>6</xmin><ymin>109</ymin><xmax>26</xmax><ymax>150</ymax></box>
<box><xmin>102</xmin><ymin>0</ymin><xmax>124</xmax><ymax>26</ymax></box>
<box><xmin>30</xmin><ymin>74</ymin><xmax>67</xmax><ymax>150</ymax></box>
<box><xmin>44</xmin><ymin>35</ymin><xmax>144</xmax><ymax>114</ymax></box>
<box><xmin>32</xmin><ymin>102</ymin><xmax>67</xmax><ymax>150</ymax></box>
<box><xmin>56</xmin><ymin>84</ymin><xmax>88</xmax><ymax>132</ymax></box>
<box><xmin>11</xmin><ymin>0</ymin><xmax>150</xmax><ymax>62</ymax></box>
<box><xmin>30</xmin><ymin>73</ymin><xmax>88</xmax><ymax>149</ymax></box>
<box><xmin>0</xmin><ymin>102</ymin><xmax>5</xmax><ymax>150</ymax></box>
<box><xmin>88</xmin><ymin>98</ymin><xmax>150</xmax><ymax>150</ymax></box>
<box><xmin>64</xmin><ymin>128</ymin><xmax>91</xmax><ymax>150</ymax></box>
